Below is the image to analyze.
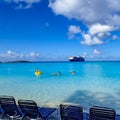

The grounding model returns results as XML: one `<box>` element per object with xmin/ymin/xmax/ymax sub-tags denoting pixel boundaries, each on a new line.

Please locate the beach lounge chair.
<box><xmin>60</xmin><ymin>104</ymin><xmax>83</xmax><ymax>120</ymax></box>
<box><xmin>0</xmin><ymin>106</ymin><xmax>4</xmax><ymax>119</ymax></box>
<box><xmin>18</xmin><ymin>99</ymin><xmax>57</xmax><ymax>120</ymax></box>
<box><xmin>0</xmin><ymin>95</ymin><xmax>23</xmax><ymax>120</ymax></box>
<box><xmin>89</xmin><ymin>106</ymin><xmax>116</xmax><ymax>120</ymax></box>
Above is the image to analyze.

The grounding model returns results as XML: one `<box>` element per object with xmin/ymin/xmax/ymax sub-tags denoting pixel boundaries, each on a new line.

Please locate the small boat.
<box><xmin>69</xmin><ymin>56</ymin><xmax>85</xmax><ymax>62</ymax></box>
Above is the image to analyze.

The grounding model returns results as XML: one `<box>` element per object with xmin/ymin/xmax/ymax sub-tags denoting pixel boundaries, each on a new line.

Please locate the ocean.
<box><xmin>0</xmin><ymin>61</ymin><xmax>120</xmax><ymax>113</ymax></box>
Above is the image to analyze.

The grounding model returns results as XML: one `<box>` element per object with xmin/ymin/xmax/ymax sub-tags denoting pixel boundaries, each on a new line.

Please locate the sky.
<box><xmin>0</xmin><ymin>0</ymin><xmax>120</xmax><ymax>61</ymax></box>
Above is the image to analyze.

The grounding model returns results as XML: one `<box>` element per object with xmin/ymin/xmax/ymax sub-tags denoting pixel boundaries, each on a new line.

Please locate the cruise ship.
<box><xmin>69</xmin><ymin>56</ymin><xmax>85</xmax><ymax>62</ymax></box>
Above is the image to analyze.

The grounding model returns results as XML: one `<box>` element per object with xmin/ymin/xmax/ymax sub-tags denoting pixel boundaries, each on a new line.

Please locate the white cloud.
<box><xmin>0</xmin><ymin>50</ymin><xmax>26</xmax><ymax>62</ymax></box>
<box><xmin>108</xmin><ymin>15</ymin><xmax>120</xmax><ymax>27</ymax></box>
<box><xmin>68</xmin><ymin>24</ymin><xmax>113</xmax><ymax>45</ymax></box>
<box><xmin>6</xmin><ymin>50</ymin><xmax>22</xmax><ymax>58</ymax></box>
<box><xmin>68</xmin><ymin>25</ymin><xmax>81</xmax><ymax>39</ymax></box>
<box><xmin>80</xmin><ymin>24</ymin><xmax>115</xmax><ymax>45</ymax></box>
<box><xmin>107</xmin><ymin>0</ymin><xmax>120</xmax><ymax>11</ymax></box>
<box><xmin>97</xmin><ymin>33</ymin><xmax>105</xmax><ymax>38</ymax></box>
<box><xmin>29</xmin><ymin>52</ymin><xmax>39</xmax><ymax>57</ymax></box>
<box><xmin>98</xmin><ymin>32</ymin><xmax>111</xmax><ymax>38</ymax></box>
<box><xmin>49</xmin><ymin>0</ymin><xmax>120</xmax><ymax>45</ymax></box>
<box><xmin>93</xmin><ymin>49</ymin><xmax>102</xmax><ymax>55</ymax></box>
<box><xmin>5</xmin><ymin>0</ymin><xmax>40</xmax><ymax>9</ymax></box>
<box><xmin>81</xmin><ymin>34</ymin><xmax>103</xmax><ymax>45</ymax></box>
<box><xmin>49</xmin><ymin>0</ymin><xmax>79</xmax><ymax>18</ymax></box>
<box><xmin>0</xmin><ymin>51</ymin><xmax>41</xmax><ymax>62</ymax></box>
<box><xmin>49</xmin><ymin>0</ymin><xmax>120</xmax><ymax>26</ymax></box>
<box><xmin>89</xmin><ymin>23</ymin><xmax>115</xmax><ymax>35</ymax></box>
<box><xmin>69</xmin><ymin>25</ymin><xmax>81</xmax><ymax>34</ymax></box>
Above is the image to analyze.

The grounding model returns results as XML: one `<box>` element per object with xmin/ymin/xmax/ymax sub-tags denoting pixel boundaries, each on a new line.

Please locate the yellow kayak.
<box><xmin>35</xmin><ymin>71</ymin><xmax>42</xmax><ymax>76</ymax></box>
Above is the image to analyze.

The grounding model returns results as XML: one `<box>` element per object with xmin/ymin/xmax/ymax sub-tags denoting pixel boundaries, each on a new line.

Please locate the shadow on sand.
<box><xmin>64</xmin><ymin>90</ymin><xmax>120</xmax><ymax>113</ymax></box>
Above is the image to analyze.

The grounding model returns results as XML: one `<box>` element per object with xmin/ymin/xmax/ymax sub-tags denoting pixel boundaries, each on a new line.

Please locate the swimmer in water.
<box><xmin>71</xmin><ymin>70</ymin><xmax>75</xmax><ymax>75</ymax></box>
<box><xmin>52</xmin><ymin>71</ymin><xmax>61</xmax><ymax>76</ymax></box>
<box><xmin>57</xmin><ymin>71</ymin><xmax>61</xmax><ymax>75</ymax></box>
<box><xmin>35</xmin><ymin>68</ymin><xmax>39</xmax><ymax>72</ymax></box>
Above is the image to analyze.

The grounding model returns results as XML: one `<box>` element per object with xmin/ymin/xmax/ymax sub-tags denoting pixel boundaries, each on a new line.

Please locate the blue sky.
<box><xmin>0</xmin><ymin>0</ymin><xmax>120</xmax><ymax>61</ymax></box>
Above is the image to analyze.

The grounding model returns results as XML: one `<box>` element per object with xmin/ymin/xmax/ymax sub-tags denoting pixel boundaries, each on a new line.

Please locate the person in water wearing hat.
<box><xmin>52</xmin><ymin>71</ymin><xmax>61</xmax><ymax>76</ymax></box>
<box><xmin>71</xmin><ymin>70</ymin><xmax>75</xmax><ymax>75</ymax></box>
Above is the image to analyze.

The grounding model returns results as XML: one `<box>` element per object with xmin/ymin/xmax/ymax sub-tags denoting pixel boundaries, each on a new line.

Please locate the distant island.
<box><xmin>0</xmin><ymin>60</ymin><xmax>30</xmax><ymax>63</ymax></box>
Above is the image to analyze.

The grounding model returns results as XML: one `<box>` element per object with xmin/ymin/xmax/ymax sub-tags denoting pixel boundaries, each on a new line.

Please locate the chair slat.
<box><xmin>60</xmin><ymin>104</ymin><xmax>83</xmax><ymax>120</ymax></box>
<box><xmin>90</xmin><ymin>106</ymin><xmax>116</xmax><ymax>120</ymax></box>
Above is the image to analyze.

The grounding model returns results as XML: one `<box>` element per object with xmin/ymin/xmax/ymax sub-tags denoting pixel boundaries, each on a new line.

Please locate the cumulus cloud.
<box><xmin>6</xmin><ymin>50</ymin><xmax>24</xmax><ymax>58</ymax></box>
<box><xmin>107</xmin><ymin>15</ymin><xmax>120</xmax><ymax>27</ymax></box>
<box><xmin>49</xmin><ymin>0</ymin><xmax>120</xmax><ymax>25</ymax></box>
<box><xmin>81</xmin><ymin>34</ymin><xmax>103</xmax><ymax>45</ymax></box>
<box><xmin>79</xmin><ymin>23</ymin><xmax>116</xmax><ymax>45</ymax></box>
<box><xmin>28</xmin><ymin>52</ymin><xmax>39</xmax><ymax>57</ymax></box>
<box><xmin>80</xmin><ymin>23</ymin><xmax>115</xmax><ymax>45</ymax></box>
<box><xmin>0</xmin><ymin>50</ymin><xmax>25</xmax><ymax>62</ymax></box>
<box><xmin>49</xmin><ymin>0</ymin><xmax>120</xmax><ymax>45</ymax></box>
<box><xmin>89</xmin><ymin>23</ymin><xmax>115</xmax><ymax>35</ymax></box>
<box><xmin>68</xmin><ymin>25</ymin><xmax>81</xmax><ymax>39</ymax></box>
<box><xmin>0</xmin><ymin>51</ymin><xmax>41</xmax><ymax>62</ymax></box>
<box><xmin>97</xmin><ymin>32</ymin><xmax>111</xmax><ymax>38</ymax></box>
<box><xmin>93</xmin><ymin>49</ymin><xmax>102</xmax><ymax>55</ymax></box>
<box><xmin>5</xmin><ymin>0</ymin><xmax>40</xmax><ymax>9</ymax></box>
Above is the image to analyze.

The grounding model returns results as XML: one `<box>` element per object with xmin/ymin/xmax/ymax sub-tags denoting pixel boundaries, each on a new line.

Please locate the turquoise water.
<box><xmin>0</xmin><ymin>62</ymin><xmax>120</xmax><ymax>113</ymax></box>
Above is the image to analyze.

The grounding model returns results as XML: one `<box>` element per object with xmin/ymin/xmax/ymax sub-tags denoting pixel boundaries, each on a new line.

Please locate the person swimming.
<box><xmin>71</xmin><ymin>70</ymin><xmax>75</xmax><ymax>75</ymax></box>
<box><xmin>57</xmin><ymin>71</ymin><xmax>61</xmax><ymax>75</ymax></box>
<box><xmin>35</xmin><ymin>68</ymin><xmax>39</xmax><ymax>72</ymax></box>
<box><xmin>52</xmin><ymin>71</ymin><xmax>61</xmax><ymax>76</ymax></box>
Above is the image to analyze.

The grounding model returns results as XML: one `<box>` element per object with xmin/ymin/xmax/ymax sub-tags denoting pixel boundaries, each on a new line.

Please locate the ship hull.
<box><xmin>69</xmin><ymin>59</ymin><xmax>84</xmax><ymax>62</ymax></box>
<box><xmin>69</xmin><ymin>56</ymin><xmax>85</xmax><ymax>62</ymax></box>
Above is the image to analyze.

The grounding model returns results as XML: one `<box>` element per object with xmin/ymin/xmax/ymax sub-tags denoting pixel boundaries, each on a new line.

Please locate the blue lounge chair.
<box><xmin>89</xmin><ymin>106</ymin><xmax>116</xmax><ymax>120</ymax></box>
<box><xmin>18</xmin><ymin>99</ymin><xmax>57</xmax><ymax>120</ymax></box>
<box><xmin>60</xmin><ymin>104</ymin><xmax>83</xmax><ymax>120</ymax></box>
<box><xmin>0</xmin><ymin>95</ymin><xmax>23</xmax><ymax>120</ymax></box>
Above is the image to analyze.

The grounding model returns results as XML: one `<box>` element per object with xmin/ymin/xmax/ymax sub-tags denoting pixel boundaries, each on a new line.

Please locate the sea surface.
<box><xmin>0</xmin><ymin>61</ymin><xmax>120</xmax><ymax>113</ymax></box>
